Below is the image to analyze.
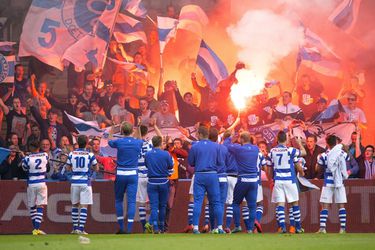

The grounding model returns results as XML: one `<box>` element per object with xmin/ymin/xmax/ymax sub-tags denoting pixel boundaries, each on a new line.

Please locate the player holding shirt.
<box><xmin>144</xmin><ymin>136</ymin><xmax>174</xmax><ymax>233</ymax></box>
<box><xmin>22</xmin><ymin>141</ymin><xmax>49</xmax><ymax>235</ymax></box>
<box><xmin>66</xmin><ymin>135</ymin><xmax>98</xmax><ymax>235</ymax></box>
<box><xmin>188</xmin><ymin>125</ymin><xmax>224</xmax><ymax>234</ymax></box>
<box><xmin>316</xmin><ymin>135</ymin><xmax>349</xmax><ymax>233</ymax></box>
<box><xmin>109</xmin><ymin>122</ymin><xmax>143</xmax><ymax>234</ymax></box>
<box><xmin>267</xmin><ymin>131</ymin><xmax>306</xmax><ymax>233</ymax></box>
<box><xmin>224</xmin><ymin>132</ymin><xmax>265</xmax><ymax>233</ymax></box>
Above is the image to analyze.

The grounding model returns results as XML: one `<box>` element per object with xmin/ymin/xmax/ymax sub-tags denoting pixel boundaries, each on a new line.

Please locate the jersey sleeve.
<box><xmin>21</xmin><ymin>156</ymin><xmax>30</xmax><ymax>171</ymax></box>
<box><xmin>266</xmin><ymin>151</ymin><xmax>274</xmax><ymax>166</ymax></box>
<box><xmin>89</xmin><ymin>153</ymin><xmax>98</xmax><ymax>166</ymax></box>
<box><xmin>292</xmin><ymin>148</ymin><xmax>300</xmax><ymax>163</ymax></box>
<box><xmin>66</xmin><ymin>153</ymin><xmax>73</xmax><ymax>166</ymax></box>
<box><xmin>258</xmin><ymin>153</ymin><xmax>267</xmax><ymax>167</ymax></box>
<box><xmin>108</xmin><ymin>139</ymin><xmax>117</xmax><ymax>148</ymax></box>
<box><xmin>317</xmin><ymin>153</ymin><xmax>325</xmax><ymax>166</ymax></box>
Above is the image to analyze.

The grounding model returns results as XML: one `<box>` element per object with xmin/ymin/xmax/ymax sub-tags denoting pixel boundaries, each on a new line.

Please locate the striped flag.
<box><xmin>0</xmin><ymin>54</ymin><xmax>15</xmax><ymax>83</ymax></box>
<box><xmin>177</xmin><ymin>5</ymin><xmax>208</xmax><ymax>37</ymax></box>
<box><xmin>123</xmin><ymin>0</ymin><xmax>147</xmax><ymax>18</ymax></box>
<box><xmin>65</xmin><ymin>112</ymin><xmax>103</xmax><ymax>137</ymax></box>
<box><xmin>114</xmin><ymin>14</ymin><xmax>147</xmax><ymax>44</ymax></box>
<box><xmin>329</xmin><ymin>0</ymin><xmax>362</xmax><ymax>33</ymax></box>
<box><xmin>157</xmin><ymin>16</ymin><xmax>178</xmax><ymax>54</ymax></box>
<box><xmin>312</xmin><ymin>99</ymin><xmax>345</xmax><ymax>122</ymax></box>
<box><xmin>196</xmin><ymin>40</ymin><xmax>228</xmax><ymax>92</ymax></box>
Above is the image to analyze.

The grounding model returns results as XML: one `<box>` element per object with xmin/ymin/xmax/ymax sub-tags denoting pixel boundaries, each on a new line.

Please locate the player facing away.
<box><xmin>109</xmin><ymin>122</ymin><xmax>143</xmax><ymax>234</ymax></box>
<box><xmin>66</xmin><ymin>135</ymin><xmax>98</xmax><ymax>234</ymax></box>
<box><xmin>22</xmin><ymin>141</ymin><xmax>49</xmax><ymax>235</ymax></box>
<box><xmin>144</xmin><ymin>136</ymin><xmax>174</xmax><ymax>233</ymax></box>
<box><xmin>224</xmin><ymin>131</ymin><xmax>265</xmax><ymax>233</ymax></box>
<box><xmin>188</xmin><ymin>125</ymin><xmax>224</xmax><ymax>234</ymax></box>
<box><xmin>267</xmin><ymin>131</ymin><xmax>306</xmax><ymax>234</ymax></box>
<box><xmin>317</xmin><ymin>135</ymin><xmax>349</xmax><ymax>233</ymax></box>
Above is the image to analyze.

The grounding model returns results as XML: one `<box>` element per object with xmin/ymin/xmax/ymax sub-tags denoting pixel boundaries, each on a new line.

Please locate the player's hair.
<box><xmin>277</xmin><ymin>131</ymin><xmax>287</xmax><ymax>143</ymax></box>
<box><xmin>29</xmin><ymin>140</ymin><xmax>40</xmax><ymax>152</ymax></box>
<box><xmin>307</xmin><ymin>135</ymin><xmax>318</xmax><ymax>142</ymax></box>
<box><xmin>140</xmin><ymin>125</ymin><xmax>148</xmax><ymax>137</ymax></box>
<box><xmin>77</xmin><ymin>135</ymin><xmax>88</xmax><ymax>148</ymax></box>
<box><xmin>209</xmin><ymin>127</ymin><xmax>219</xmax><ymax>142</ymax></box>
<box><xmin>198</xmin><ymin>125</ymin><xmax>209</xmax><ymax>139</ymax></box>
<box><xmin>121</xmin><ymin>122</ymin><xmax>133</xmax><ymax>136</ymax></box>
<box><xmin>326</xmin><ymin>135</ymin><xmax>337</xmax><ymax>148</ymax></box>
<box><xmin>240</xmin><ymin>131</ymin><xmax>251</xmax><ymax>143</ymax></box>
<box><xmin>152</xmin><ymin>135</ymin><xmax>163</xmax><ymax>147</ymax></box>
<box><xmin>223</xmin><ymin>130</ymin><xmax>231</xmax><ymax>140</ymax></box>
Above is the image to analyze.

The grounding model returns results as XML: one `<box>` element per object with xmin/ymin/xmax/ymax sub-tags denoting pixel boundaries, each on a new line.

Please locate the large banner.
<box><xmin>1</xmin><ymin>180</ymin><xmax>374</xmax><ymax>234</ymax></box>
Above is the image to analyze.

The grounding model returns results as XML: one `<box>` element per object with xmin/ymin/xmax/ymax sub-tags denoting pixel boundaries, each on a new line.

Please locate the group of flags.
<box><xmin>0</xmin><ymin>41</ymin><xmax>16</xmax><ymax>83</ymax></box>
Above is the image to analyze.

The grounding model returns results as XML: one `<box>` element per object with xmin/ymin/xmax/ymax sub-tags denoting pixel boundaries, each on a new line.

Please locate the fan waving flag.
<box><xmin>157</xmin><ymin>16</ymin><xmax>178</xmax><ymax>54</ymax></box>
<box><xmin>196</xmin><ymin>40</ymin><xmax>228</xmax><ymax>92</ymax></box>
<box><xmin>0</xmin><ymin>147</ymin><xmax>11</xmax><ymax>163</ymax></box>
<box><xmin>329</xmin><ymin>0</ymin><xmax>362</xmax><ymax>33</ymax></box>
<box><xmin>114</xmin><ymin>14</ymin><xmax>147</xmax><ymax>44</ymax></box>
<box><xmin>63</xmin><ymin>0</ymin><xmax>122</xmax><ymax>70</ymax></box>
<box><xmin>177</xmin><ymin>5</ymin><xmax>209</xmax><ymax>37</ymax></box>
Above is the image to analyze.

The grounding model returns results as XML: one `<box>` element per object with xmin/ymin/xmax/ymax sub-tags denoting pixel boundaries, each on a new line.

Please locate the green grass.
<box><xmin>0</xmin><ymin>234</ymin><xmax>374</xmax><ymax>250</ymax></box>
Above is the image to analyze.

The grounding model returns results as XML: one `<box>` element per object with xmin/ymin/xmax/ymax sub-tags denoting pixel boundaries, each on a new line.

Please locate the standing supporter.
<box><xmin>77</xmin><ymin>101</ymin><xmax>112</xmax><ymax>127</ymax></box>
<box><xmin>296</xmin><ymin>74</ymin><xmax>323</xmax><ymax>120</ymax></box>
<box><xmin>338</xmin><ymin>75</ymin><xmax>365</xmax><ymax>107</ymax></box>
<box><xmin>200</xmin><ymin>99</ymin><xmax>224</xmax><ymax>128</ymax></box>
<box><xmin>348</xmin><ymin>131</ymin><xmax>365</xmax><ymax>159</ymax></box>
<box><xmin>158</xmin><ymin>78</ymin><xmax>177</xmax><ymax>113</ymax></box>
<box><xmin>145</xmin><ymin>85</ymin><xmax>160</xmax><ymax>112</ymax></box>
<box><xmin>303</xmin><ymin>135</ymin><xmax>325</xmax><ymax>179</ymax></box>
<box><xmin>309</xmin><ymin>98</ymin><xmax>339</xmax><ymax>123</ymax></box>
<box><xmin>30</xmin><ymin>74</ymin><xmax>51</xmax><ymax>120</ymax></box>
<box><xmin>110</xmin><ymin>94</ymin><xmax>135</xmax><ymax>125</ymax></box>
<box><xmin>0</xmin><ymin>145</ymin><xmax>26</xmax><ymax>180</ymax></box>
<box><xmin>144</xmin><ymin>136</ymin><xmax>174</xmax><ymax>233</ymax></box>
<box><xmin>78</xmin><ymin>82</ymin><xmax>99</xmax><ymax>112</ymax></box>
<box><xmin>91</xmin><ymin>138</ymin><xmax>116</xmax><ymax>181</ymax></box>
<box><xmin>317</xmin><ymin>135</ymin><xmax>349</xmax><ymax>233</ymax></box>
<box><xmin>188</xmin><ymin>126</ymin><xmax>224</xmax><ymax>234</ymax></box>
<box><xmin>10</xmin><ymin>64</ymin><xmax>31</xmax><ymax>107</ymax></box>
<box><xmin>341</xmin><ymin>93</ymin><xmax>367</xmax><ymax>125</ymax></box>
<box><xmin>356</xmin><ymin>145</ymin><xmax>375</xmax><ymax>179</ymax></box>
<box><xmin>174</xmin><ymin>84</ymin><xmax>201</xmax><ymax>127</ymax></box>
<box><xmin>99</xmin><ymin>81</ymin><xmax>118</xmax><ymax>119</ymax></box>
<box><xmin>152</xmin><ymin>100</ymin><xmax>179</xmax><ymax>128</ymax></box>
<box><xmin>39</xmin><ymin>138</ymin><xmax>60</xmax><ymax>179</ymax></box>
<box><xmin>109</xmin><ymin>122</ymin><xmax>143</xmax><ymax>234</ymax></box>
<box><xmin>126</xmin><ymin>98</ymin><xmax>154</xmax><ymax>126</ymax></box>
<box><xmin>274</xmin><ymin>91</ymin><xmax>305</xmax><ymax>121</ymax></box>
<box><xmin>21</xmin><ymin>141</ymin><xmax>49</xmax><ymax>235</ymax></box>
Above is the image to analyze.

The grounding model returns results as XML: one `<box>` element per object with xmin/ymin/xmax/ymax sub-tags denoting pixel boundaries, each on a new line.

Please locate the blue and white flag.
<box><xmin>313</xmin><ymin>99</ymin><xmax>345</xmax><ymax>122</ymax></box>
<box><xmin>0</xmin><ymin>42</ymin><xmax>16</xmax><ymax>52</ymax></box>
<box><xmin>114</xmin><ymin>14</ymin><xmax>147</xmax><ymax>44</ymax></box>
<box><xmin>329</xmin><ymin>0</ymin><xmax>362</xmax><ymax>33</ymax></box>
<box><xmin>65</xmin><ymin>112</ymin><xmax>104</xmax><ymax>137</ymax></box>
<box><xmin>157</xmin><ymin>16</ymin><xmax>178</xmax><ymax>54</ymax></box>
<box><xmin>0</xmin><ymin>147</ymin><xmax>10</xmax><ymax>163</ymax></box>
<box><xmin>0</xmin><ymin>54</ymin><xmax>15</xmax><ymax>83</ymax></box>
<box><xmin>196</xmin><ymin>40</ymin><xmax>228</xmax><ymax>92</ymax></box>
<box><xmin>123</xmin><ymin>0</ymin><xmax>147</xmax><ymax>18</ymax></box>
<box><xmin>19</xmin><ymin>0</ymin><xmax>109</xmax><ymax>70</ymax></box>
<box><xmin>63</xmin><ymin>0</ymin><xmax>122</xmax><ymax>69</ymax></box>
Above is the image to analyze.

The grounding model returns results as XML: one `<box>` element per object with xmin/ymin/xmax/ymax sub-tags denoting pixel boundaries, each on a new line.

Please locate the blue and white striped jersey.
<box><xmin>258</xmin><ymin>154</ymin><xmax>267</xmax><ymax>186</ymax></box>
<box><xmin>317</xmin><ymin>150</ymin><xmax>349</xmax><ymax>187</ymax></box>
<box><xmin>22</xmin><ymin>152</ymin><xmax>49</xmax><ymax>186</ymax></box>
<box><xmin>67</xmin><ymin>149</ymin><xmax>97</xmax><ymax>186</ymax></box>
<box><xmin>267</xmin><ymin>145</ymin><xmax>300</xmax><ymax>183</ymax></box>
<box><xmin>138</xmin><ymin>140</ymin><xmax>153</xmax><ymax>177</ymax></box>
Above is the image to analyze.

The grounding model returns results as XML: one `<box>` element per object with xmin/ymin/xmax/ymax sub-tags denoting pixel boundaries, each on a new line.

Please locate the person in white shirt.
<box><xmin>342</xmin><ymin>93</ymin><xmax>367</xmax><ymax>125</ymax></box>
<box><xmin>274</xmin><ymin>91</ymin><xmax>305</xmax><ymax>121</ymax></box>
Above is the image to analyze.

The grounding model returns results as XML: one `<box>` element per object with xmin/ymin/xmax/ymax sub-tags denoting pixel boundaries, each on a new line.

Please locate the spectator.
<box><xmin>145</xmin><ymin>85</ymin><xmax>160</xmax><ymax>112</ymax></box>
<box><xmin>30</xmin><ymin>74</ymin><xmax>51</xmax><ymax>119</ymax></box>
<box><xmin>126</xmin><ymin>98</ymin><xmax>154</xmax><ymax>126</ymax></box>
<box><xmin>10</xmin><ymin>64</ymin><xmax>31</xmax><ymax>107</ymax></box>
<box><xmin>7</xmin><ymin>133</ymin><xmax>26</xmax><ymax>151</ymax></box>
<box><xmin>0</xmin><ymin>97</ymin><xmax>29</xmax><ymax>144</ymax></box>
<box><xmin>341</xmin><ymin>93</ymin><xmax>367</xmax><ymax>125</ymax></box>
<box><xmin>174</xmin><ymin>85</ymin><xmax>201</xmax><ymax>127</ymax></box>
<box><xmin>356</xmin><ymin>145</ymin><xmax>375</xmax><ymax>179</ymax></box>
<box><xmin>297</xmin><ymin>74</ymin><xmax>323</xmax><ymax>119</ymax></box>
<box><xmin>309</xmin><ymin>98</ymin><xmax>338</xmax><ymax>123</ymax></box>
<box><xmin>348</xmin><ymin>131</ymin><xmax>365</xmax><ymax>158</ymax></box>
<box><xmin>303</xmin><ymin>135</ymin><xmax>325</xmax><ymax>179</ymax></box>
<box><xmin>39</xmin><ymin>138</ymin><xmax>58</xmax><ymax>179</ymax></box>
<box><xmin>200</xmin><ymin>98</ymin><xmax>224</xmax><ymax>128</ymax></box>
<box><xmin>191</xmin><ymin>73</ymin><xmax>212</xmax><ymax>111</ymax></box>
<box><xmin>166</xmin><ymin>4</ymin><xmax>179</xmax><ymax>18</ymax></box>
<box><xmin>30</xmin><ymin>103</ymin><xmax>71</xmax><ymax>146</ymax></box>
<box><xmin>346</xmin><ymin>153</ymin><xmax>359</xmax><ymax>178</ymax></box>
<box><xmin>254</xmin><ymin>85</ymin><xmax>282</xmax><ymax>125</ymax></box>
<box><xmin>78</xmin><ymin>82</ymin><xmax>98</xmax><ymax>112</ymax></box>
<box><xmin>152</xmin><ymin>100</ymin><xmax>179</xmax><ymax>128</ymax></box>
<box><xmin>338</xmin><ymin>75</ymin><xmax>365</xmax><ymax>106</ymax></box>
<box><xmin>110</xmin><ymin>94</ymin><xmax>135</xmax><ymax>125</ymax></box>
<box><xmin>51</xmin><ymin>148</ymin><xmax>71</xmax><ymax>181</ymax></box>
<box><xmin>274</xmin><ymin>91</ymin><xmax>305</xmax><ymax>121</ymax></box>
<box><xmin>99</xmin><ymin>81</ymin><xmax>118</xmax><ymax>119</ymax></box>
<box><xmin>77</xmin><ymin>101</ymin><xmax>112</xmax><ymax>128</ymax></box>
<box><xmin>158</xmin><ymin>78</ymin><xmax>177</xmax><ymax>113</ymax></box>
<box><xmin>0</xmin><ymin>145</ymin><xmax>26</xmax><ymax>180</ymax></box>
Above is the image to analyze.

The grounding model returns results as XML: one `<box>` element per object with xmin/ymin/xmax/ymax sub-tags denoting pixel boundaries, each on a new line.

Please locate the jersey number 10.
<box><xmin>74</xmin><ymin>157</ymin><xmax>86</xmax><ymax>168</ymax></box>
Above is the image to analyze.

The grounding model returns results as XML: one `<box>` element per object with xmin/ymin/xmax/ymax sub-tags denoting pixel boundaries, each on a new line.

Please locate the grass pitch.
<box><xmin>0</xmin><ymin>233</ymin><xmax>374</xmax><ymax>250</ymax></box>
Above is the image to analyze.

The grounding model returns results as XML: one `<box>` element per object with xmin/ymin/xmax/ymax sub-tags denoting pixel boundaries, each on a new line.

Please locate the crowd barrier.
<box><xmin>0</xmin><ymin>180</ymin><xmax>374</xmax><ymax>234</ymax></box>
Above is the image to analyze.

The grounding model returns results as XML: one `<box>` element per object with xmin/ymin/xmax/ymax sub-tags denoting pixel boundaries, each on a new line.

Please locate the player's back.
<box><xmin>22</xmin><ymin>152</ymin><xmax>49</xmax><ymax>186</ymax></box>
<box><xmin>138</xmin><ymin>140</ymin><xmax>153</xmax><ymax>177</ymax></box>
<box><xmin>68</xmin><ymin>149</ymin><xmax>97</xmax><ymax>186</ymax></box>
<box><xmin>318</xmin><ymin>149</ymin><xmax>348</xmax><ymax>187</ymax></box>
<box><xmin>269</xmin><ymin>144</ymin><xmax>300</xmax><ymax>183</ymax></box>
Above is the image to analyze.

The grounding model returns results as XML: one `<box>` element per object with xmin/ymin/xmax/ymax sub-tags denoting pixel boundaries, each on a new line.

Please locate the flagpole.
<box><xmin>146</xmin><ymin>15</ymin><xmax>157</xmax><ymax>27</ymax></box>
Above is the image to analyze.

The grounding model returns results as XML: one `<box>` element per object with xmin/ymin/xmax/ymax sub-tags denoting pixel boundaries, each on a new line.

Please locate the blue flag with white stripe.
<box><xmin>114</xmin><ymin>14</ymin><xmax>147</xmax><ymax>44</ymax></box>
<box><xmin>0</xmin><ymin>147</ymin><xmax>10</xmax><ymax>163</ymax></box>
<box><xmin>196</xmin><ymin>40</ymin><xmax>228</xmax><ymax>92</ymax></box>
<box><xmin>329</xmin><ymin>0</ymin><xmax>362</xmax><ymax>33</ymax></box>
<box><xmin>65</xmin><ymin>112</ymin><xmax>104</xmax><ymax>137</ymax></box>
<box><xmin>157</xmin><ymin>16</ymin><xmax>178</xmax><ymax>54</ymax></box>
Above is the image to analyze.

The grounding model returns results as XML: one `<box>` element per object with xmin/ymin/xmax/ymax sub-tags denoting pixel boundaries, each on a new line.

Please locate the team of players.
<box><xmin>22</xmin><ymin>121</ymin><xmax>349</xmax><ymax>235</ymax></box>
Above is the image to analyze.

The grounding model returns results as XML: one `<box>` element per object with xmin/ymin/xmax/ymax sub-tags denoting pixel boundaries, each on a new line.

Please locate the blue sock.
<box><xmin>139</xmin><ymin>206</ymin><xmax>146</xmax><ymax>228</ymax></box>
<box><xmin>256</xmin><ymin>205</ymin><xmax>263</xmax><ymax>222</ymax></box>
<box><xmin>79</xmin><ymin>208</ymin><xmax>88</xmax><ymax>232</ymax></box>
<box><xmin>319</xmin><ymin>209</ymin><xmax>328</xmax><ymax>229</ymax></box>
<box><xmin>292</xmin><ymin>205</ymin><xmax>301</xmax><ymax>230</ymax></box>
<box><xmin>225</xmin><ymin>204</ymin><xmax>233</xmax><ymax>228</ymax></box>
<box><xmin>276</xmin><ymin>210</ymin><xmax>280</xmax><ymax>228</ymax></box>
<box><xmin>71</xmin><ymin>207</ymin><xmax>79</xmax><ymax>230</ymax></box>
<box><xmin>242</xmin><ymin>206</ymin><xmax>250</xmax><ymax>230</ymax></box>
<box><xmin>188</xmin><ymin>202</ymin><xmax>194</xmax><ymax>225</ymax></box>
<box><xmin>204</xmin><ymin>204</ymin><xmax>210</xmax><ymax>226</ymax></box>
<box><xmin>35</xmin><ymin>207</ymin><xmax>43</xmax><ymax>230</ymax></box>
<box><xmin>127</xmin><ymin>219</ymin><xmax>134</xmax><ymax>233</ymax></box>
<box><xmin>289</xmin><ymin>207</ymin><xmax>295</xmax><ymax>227</ymax></box>
<box><xmin>115</xmin><ymin>201</ymin><xmax>124</xmax><ymax>231</ymax></box>
<box><xmin>30</xmin><ymin>207</ymin><xmax>37</xmax><ymax>229</ymax></box>
<box><xmin>339</xmin><ymin>208</ymin><xmax>346</xmax><ymax>230</ymax></box>
<box><xmin>276</xmin><ymin>206</ymin><xmax>285</xmax><ymax>231</ymax></box>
